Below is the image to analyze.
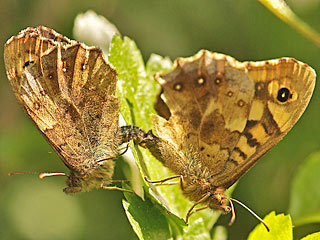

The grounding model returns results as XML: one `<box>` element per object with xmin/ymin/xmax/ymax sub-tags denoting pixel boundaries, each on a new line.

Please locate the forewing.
<box><xmin>4</xmin><ymin>26</ymin><xmax>120</xmax><ymax>171</ymax></box>
<box><xmin>154</xmin><ymin>50</ymin><xmax>315</xmax><ymax>188</ymax></box>
<box><xmin>214</xmin><ymin>56</ymin><xmax>316</xmax><ymax>188</ymax></box>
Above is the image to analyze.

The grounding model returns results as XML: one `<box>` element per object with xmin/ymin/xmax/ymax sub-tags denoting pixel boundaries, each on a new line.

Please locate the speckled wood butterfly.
<box><xmin>4</xmin><ymin>26</ymin><xmax>137</xmax><ymax>194</ymax></box>
<box><xmin>138</xmin><ymin>50</ymin><xmax>316</xmax><ymax>226</ymax></box>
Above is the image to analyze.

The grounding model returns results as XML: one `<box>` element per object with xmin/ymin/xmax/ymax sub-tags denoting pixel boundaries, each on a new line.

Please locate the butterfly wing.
<box><xmin>153</xmin><ymin>50</ymin><xmax>315</xmax><ymax>189</ymax></box>
<box><xmin>4</xmin><ymin>26</ymin><xmax>120</xmax><ymax>172</ymax></box>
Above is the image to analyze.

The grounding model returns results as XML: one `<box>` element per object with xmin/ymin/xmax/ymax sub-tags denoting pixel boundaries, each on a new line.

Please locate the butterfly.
<box><xmin>4</xmin><ymin>26</ymin><xmax>135</xmax><ymax>194</ymax></box>
<box><xmin>139</xmin><ymin>50</ymin><xmax>316</xmax><ymax>224</ymax></box>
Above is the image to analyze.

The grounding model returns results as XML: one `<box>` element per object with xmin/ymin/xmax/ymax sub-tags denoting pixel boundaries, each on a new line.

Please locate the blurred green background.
<box><xmin>0</xmin><ymin>0</ymin><xmax>319</xmax><ymax>239</ymax></box>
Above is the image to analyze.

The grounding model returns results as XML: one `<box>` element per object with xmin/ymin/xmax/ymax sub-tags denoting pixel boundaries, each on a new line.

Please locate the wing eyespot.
<box><xmin>277</xmin><ymin>88</ymin><xmax>292</xmax><ymax>103</ymax></box>
<box><xmin>214</xmin><ymin>72</ymin><xmax>224</xmax><ymax>85</ymax></box>
<box><xmin>227</xmin><ymin>91</ymin><xmax>233</xmax><ymax>97</ymax></box>
<box><xmin>196</xmin><ymin>77</ymin><xmax>205</xmax><ymax>86</ymax></box>
<box><xmin>214</xmin><ymin>77</ymin><xmax>222</xmax><ymax>85</ymax></box>
<box><xmin>237</xmin><ymin>99</ymin><xmax>245</xmax><ymax>107</ymax></box>
<box><xmin>173</xmin><ymin>83</ymin><xmax>182</xmax><ymax>91</ymax></box>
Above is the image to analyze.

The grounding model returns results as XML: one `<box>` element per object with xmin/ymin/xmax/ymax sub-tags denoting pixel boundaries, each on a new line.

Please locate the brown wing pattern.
<box><xmin>4</xmin><ymin>26</ymin><xmax>120</xmax><ymax>172</ymax></box>
<box><xmin>216</xmin><ymin>56</ymin><xmax>316</xmax><ymax>188</ymax></box>
<box><xmin>154</xmin><ymin>50</ymin><xmax>315</xmax><ymax>188</ymax></box>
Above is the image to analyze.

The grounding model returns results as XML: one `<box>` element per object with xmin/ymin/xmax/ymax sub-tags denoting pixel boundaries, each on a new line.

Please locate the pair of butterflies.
<box><xmin>4</xmin><ymin>26</ymin><xmax>316</xmax><ymax>223</ymax></box>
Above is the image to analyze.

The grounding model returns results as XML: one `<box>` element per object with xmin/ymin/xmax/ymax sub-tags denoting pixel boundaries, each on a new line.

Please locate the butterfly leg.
<box><xmin>190</xmin><ymin>205</ymin><xmax>210</xmax><ymax>218</ymax></box>
<box><xmin>149</xmin><ymin>181</ymin><xmax>180</xmax><ymax>186</ymax></box>
<box><xmin>97</xmin><ymin>143</ymin><xmax>130</xmax><ymax>163</ymax></box>
<box><xmin>193</xmin><ymin>205</ymin><xmax>209</xmax><ymax>212</ymax></box>
<box><xmin>144</xmin><ymin>175</ymin><xmax>182</xmax><ymax>186</ymax></box>
<box><xmin>111</xmin><ymin>179</ymin><xmax>130</xmax><ymax>183</ymax></box>
<box><xmin>101</xmin><ymin>179</ymin><xmax>133</xmax><ymax>193</ymax></box>
<box><xmin>185</xmin><ymin>193</ymin><xmax>211</xmax><ymax>223</ymax></box>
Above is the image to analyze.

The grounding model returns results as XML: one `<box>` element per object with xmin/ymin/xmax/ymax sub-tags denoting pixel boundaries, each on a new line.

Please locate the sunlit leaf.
<box><xmin>212</xmin><ymin>225</ymin><xmax>228</xmax><ymax>240</ymax></box>
<box><xmin>122</xmin><ymin>190</ymin><xmax>171</xmax><ymax>240</ymax></box>
<box><xmin>182</xmin><ymin>218</ymin><xmax>210</xmax><ymax>240</ymax></box>
<box><xmin>248</xmin><ymin>212</ymin><xmax>292</xmax><ymax>240</ymax></box>
<box><xmin>289</xmin><ymin>152</ymin><xmax>320</xmax><ymax>226</ymax></box>
<box><xmin>301</xmin><ymin>232</ymin><xmax>320</xmax><ymax>240</ymax></box>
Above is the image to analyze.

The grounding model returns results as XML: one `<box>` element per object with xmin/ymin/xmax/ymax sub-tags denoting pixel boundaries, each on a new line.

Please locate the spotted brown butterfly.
<box><xmin>4</xmin><ymin>26</ymin><xmax>136</xmax><ymax>193</ymax></box>
<box><xmin>140</xmin><ymin>50</ymin><xmax>316</xmax><ymax>223</ymax></box>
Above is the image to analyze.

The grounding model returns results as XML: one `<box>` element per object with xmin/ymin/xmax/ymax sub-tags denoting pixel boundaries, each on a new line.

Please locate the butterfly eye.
<box><xmin>277</xmin><ymin>88</ymin><xmax>292</xmax><ymax>102</ymax></box>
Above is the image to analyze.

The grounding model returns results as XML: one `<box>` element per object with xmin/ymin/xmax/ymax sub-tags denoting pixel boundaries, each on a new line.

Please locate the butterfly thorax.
<box><xmin>64</xmin><ymin>160</ymin><xmax>115</xmax><ymax>194</ymax></box>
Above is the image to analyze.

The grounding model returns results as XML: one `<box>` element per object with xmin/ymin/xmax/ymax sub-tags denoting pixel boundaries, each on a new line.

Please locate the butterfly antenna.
<box><xmin>39</xmin><ymin>172</ymin><xmax>67</xmax><ymax>179</ymax></box>
<box><xmin>8</xmin><ymin>171</ymin><xmax>38</xmax><ymax>176</ymax></box>
<box><xmin>8</xmin><ymin>171</ymin><xmax>66</xmax><ymax>179</ymax></box>
<box><xmin>227</xmin><ymin>197</ymin><xmax>270</xmax><ymax>232</ymax></box>
<box><xmin>97</xmin><ymin>143</ymin><xmax>130</xmax><ymax>163</ymax></box>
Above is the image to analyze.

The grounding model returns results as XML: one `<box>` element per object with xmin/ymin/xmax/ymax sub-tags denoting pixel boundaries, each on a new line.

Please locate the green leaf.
<box><xmin>108</xmin><ymin>34</ymin><xmax>238</xmax><ymax>239</ymax></box>
<box><xmin>108</xmin><ymin>35</ymin><xmax>171</xmax><ymax>185</ymax></box>
<box><xmin>258</xmin><ymin>0</ymin><xmax>320</xmax><ymax>47</ymax></box>
<box><xmin>109</xmin><ymin>35</ymin><xmax>186</xmax><ymax>238</ymax></box>
<box><xmin>109</xmin><ymin>35</ymin><xmax>151</xmax><ymax>127</ymax></box>
<box><xmin>212</xmin><ymin>226</ymin><xmax>228</xmax><ymax>240</ymax></box>
<box><xmin>301</xmin><ymin>232</ymin><xmax>320</xmax><ymax>240</ymax></box>
<box><xmin>109</xmin><ymin>36</ymin><xmax>234</xmax><ymax>239</ymax></box>
<box><xmin>122</xmin><ymin>190</ymin><xmax>171</xmax><ymax>240</ymax></box>
<box><xmin>288</xmin><ymin>152</ymin><xmax>320</xmax><ymax>226</ymax></box>
<box><xmin>182</xmin><ymin>218</ymin><xmax>210</xmax><ymax>240</ymax></box>
<box><xmin>248</xmin><ymin>212</ymin><xmax>293</xmax><ymax>240</ymax></box>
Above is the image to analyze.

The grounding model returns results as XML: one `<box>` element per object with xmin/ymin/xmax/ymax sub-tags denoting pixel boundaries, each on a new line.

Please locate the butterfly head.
<box><xmin>182</xmin><ymin>176</ymin><xmax>231</xmax><ymax>214</ymax></box>
<box><xmin>63</xmin><ymin>160</ymin><xmax>115</xmax><ymax>194</ymax></box>
<box><xmin>207</xmin><ymin>188</ymin><xmax>231</xmax><ymax>214</ymax></box>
